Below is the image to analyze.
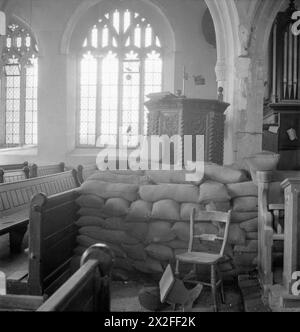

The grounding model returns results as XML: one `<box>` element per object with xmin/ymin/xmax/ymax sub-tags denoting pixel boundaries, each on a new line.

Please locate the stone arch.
<box><xmin>204</xmin><ymin>0</ymin><xmax>242</xmax><ymax>163</ymax></box>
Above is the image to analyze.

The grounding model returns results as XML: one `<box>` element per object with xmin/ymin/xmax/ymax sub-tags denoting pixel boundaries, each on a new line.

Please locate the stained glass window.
<box><xmin>1</xmin><ymin>22</ymin><xmax>39</xmax><ymax>148</ymax></box>
<box><xmin>78</xmin><ymin>9</ymin><xmax>163</xmax><ymax>147</ymax></box>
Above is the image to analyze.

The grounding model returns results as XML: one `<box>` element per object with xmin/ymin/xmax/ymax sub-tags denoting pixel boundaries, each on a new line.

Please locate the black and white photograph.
<box><xmin>0</xmin><ymin>0</ymin><xmax>300</xmax><ymax>316</ymax></box>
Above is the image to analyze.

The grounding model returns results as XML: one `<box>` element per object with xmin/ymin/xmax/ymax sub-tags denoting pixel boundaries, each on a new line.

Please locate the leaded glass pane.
<box><xmin>79</xmin><ymin>9</ymin><xmax>162</xmax><ymax>147</ymax></box>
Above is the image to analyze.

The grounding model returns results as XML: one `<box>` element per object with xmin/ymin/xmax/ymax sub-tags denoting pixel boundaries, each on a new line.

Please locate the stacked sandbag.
<box><xmin>73</xmin><ymin>165</ymin><xmax>258</xmax><ymax>278</ymax></box>
<box><xmin>226</xmin><ymin>181</ymin><xmax>259</xmax><ymax>271</ymax></box>
<box><xmin>74</xmin><ymin>171</ymin><xmax>157</xmax><ymax>275</ymax></box>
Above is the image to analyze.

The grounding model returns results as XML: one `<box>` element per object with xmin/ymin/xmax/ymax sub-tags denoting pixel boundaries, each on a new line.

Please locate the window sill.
<box><xmin>68</xmin><ymin>147</ymin><xmax>137</xmax><ymax>158</ymax></box>
<box><xmin>0</xmin><ymin>145</ymin><xmax>38</xmax><ymax>156</ymax></box>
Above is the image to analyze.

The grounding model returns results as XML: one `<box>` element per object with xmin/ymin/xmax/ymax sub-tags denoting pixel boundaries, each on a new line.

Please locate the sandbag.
<box><xmin>145</xmin><ymin>170</ymin><xmax>203</xmax><ymax>185</ymax></box>
<box><xmin>130</xmin><ymin>257</ymin><xmax>164</xmax><ymax>274</ymax></box>
<box><xmin>76</xmin><ymin>235</ymin><xmax>126</xmax><ymax>258</ymax></box>
<box><xmin>225</xmin><ymin>225</ymin><xmax>246</xmax><ymax>246</ymax></box>
<box><xmin>231</xmin><ymin>212</ymin><xmax>258</xmax><ymax>223</ymax></box>
<box><xmin>76</xmin><ymin>216</ymin><xmax>126</xmax><ymax>230</ymax></box>
<box><xmin>127</xmin><ymin>200</ymin><xmax>152</xmax><ymax>222</ymax></box>
<box><xmin>110</xmin><ymin>169</ymin><xmax>145</xmax><ymax>176</ymax></box>
<box><xmin>103</xmin><ymin>198</ymin><xmax>130</xmax><ymax>217</ymax></box>
<box><xmin>204</xmin><ymin>163</ymin><xmax>249</xmax><ymax>184</ymax></box>
<box><xmin>199</xmin><ymin>181</ymin><xmax>231</xmax><ymax>203</ymax></box>
<box><xmin>87</xmin><ymin>171</ymin><xmax>150</xmax><ymax>185</ymax></box>
<box><xmin>165</xmin><ymin>240</ymin><xmax>189</xmax><ymax>250</ymax></box>
<box><xmin>172</xmin><ymin>222</ymin><xmax>218</xmax><ymax>242</ymax></box>
<box><xmin>76</xmin><ymin>194</ymin><xmax>105</xmax><ymax>209</ymax></box>
<box><xmin>233</xmin><ymin>197</ymin><xmax>258</xmax><ymax>212</ymax></box>
<box><xmin>122</xmin><ymin>243</ymin><xmax>147</xmax><ymax>261</ymax></box>
<box><xmin>146</xmin><ymin>221</ymin><xmax>176</xmax><ymax>243</ymax></box>
<box><xmin>76</xmin><ymin>216</ymin><xmax>106</xmax><ymax>227</ymax></box>
<box><xmin>233</xmin><ymin>253</ymin><xmax>257</xmax><ymax>266</ymax></box>
<box><xmin>125</xmin><ymin>222</ymin><xmax>149</xmax><ymax>242</ymax></box>
<box><xmin>145</xmin><ymin>244</ymin><xmax>174</xmax><ymax>261</ymax></box>
<box><xmin>239</xmin><ymin>218</ymin><xmax>258</xmax><ymax>232</ymax></box>
<box><xmin>79</xmin><ymin>180</ymin><xmax>138</xmax><ymax>202</ymax></box>
<box><xmin>246</xmin><ymin>232</ymin><xmax>258</xmax><ymax>240</ymax></box>
<box><xmin>151</xmin><ymin>200</ymin><xmax>180</xmax><ymax>221</ymax></box>
<box><xmin>205</xmin><ymin>201</ymin><xmax>231</xmax><ymax>212</ymax></box>
<box><xmin>79</xmin><ymin>227</ymin><xmax>139</xmax><ymax>245</ymax></box>
<box><xmin>78</xmin><ymin>207</ymin><xmax>108</xmax><ymax>219</ymax></box>
<box><xmin>73</xmin><ymin>246</ymin><xmax>86</xmax><ymax>257</ymax></box>
<box><xmin>115</xmin><ymin>258</ymin><xmax>135</xmax><ymax>272</ymax></box>
<box><xmin>226</xmin><ymin>182</ymin><xmax>257</xmax><ymax>198</ymax></box>
<box><xmin>139</xmin><ymin>184</ymin><xmax>199</xmax><ymax>203</ymax></box>
<box><xmin>180</xmin><ymin>203</ymin><xmax>205</xmax><ymax>221</ymax></box>
<box><xmin>234</xmin><ymin>240</ymin><xmax>258</xmax><ymax>253</ymax></box>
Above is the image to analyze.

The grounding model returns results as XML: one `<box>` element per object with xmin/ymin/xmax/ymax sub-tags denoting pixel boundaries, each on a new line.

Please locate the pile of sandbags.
<box><xmin>226</xmin><ymin>181</ymin><xmax>259</xmax><ymax>271</ymax></box>
<box><xmin>73</xmin><ymin>164</ymin><xmax>258</xmax><ymax>278</ymax></box>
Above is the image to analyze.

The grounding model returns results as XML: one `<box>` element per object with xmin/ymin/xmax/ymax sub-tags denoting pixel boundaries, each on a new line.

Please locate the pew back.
<box><xmin>30</xmin><ymin>162</ymin><xmax>65</xmax><ymax>178</ymax></box>
<box><xmin>0</xmin><ymin>170</ymin><xmax>79</xmax><ymax>216</ymax></box>
<box><xmin>28</xmin><ymin>189</ymin><xmax>80</xmax><ymax>296</ymax></box>
<box><xmin>0</xmin><ymin>167</ymin><xmax>30</xmax><ymax>184</ymax></box>
<box><xmin>0</xmin><ymin>162</ymin><xmax>28</xmax><ymax>171</ymax></box>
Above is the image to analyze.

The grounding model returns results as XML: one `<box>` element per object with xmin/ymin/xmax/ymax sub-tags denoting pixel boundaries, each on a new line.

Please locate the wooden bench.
<box><xmin>0</xmin><ymin>162</ymin><xmax>30</xmax><ymax>184</ymax></box>
<box><xmin>7</xmin><ymin>189</ymin><xmax>80</xmax><ymax>296</ymax></box>
<box><xmin>77</xmin><ymin>164</ymin><xmax>98</xmax><ymax>184</ymax></box>
<box><xmin>0</xmin><ymin>170</ymin><xmax>80</xmax><ymax>253</ymax></box>
<box><xmin>1</xmin><ymin>245</ymin><xmax>114</xmax><ymax>311</ymax></box>
<box><xmin>257</xmin><ymin>170</ymin><xmax>300</xmax><ymax>290</ymax></box>
<box><xmin>30</xmin><ymin>162</ymin><xmax>65</xmax><ymax>178</ymax></box>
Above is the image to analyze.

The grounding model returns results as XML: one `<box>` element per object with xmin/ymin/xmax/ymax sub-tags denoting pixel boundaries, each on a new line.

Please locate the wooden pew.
<box><xmin>30</xmin><ymin>162</ymin><xmax>65</xmax><ymax>178</ymax></box>
<box><xmin>0</xmin><ymin>170</ymin><xmax>79</xmax><ymax>253</ymax></box>
<box><xmin>7</xmin><ymin>189</ymin><xmax>80</xmax><ymax>296</ymax></box>
<box><xmin>0</xmin><ymin>162</ymin><xmax>30</xmax><ymax>184</ymax></box>
<box><xmin>77</xmin><ymin>164</ymin><xmax>98</xmax><ymax>184</ymax></box>
<box><xmin>37</xmin><ymin>244</ymin><xmax>114</xmax><ymax>312</ymax></box>
<box><xmin>1</xmin><ymin>245</ymin><xmax>114</xmax><ymax>311</ymax></box>
<box><xmin>257</xmin><ymin>170</ymin><xmax>300</xmax><ymax>291</ymax></box>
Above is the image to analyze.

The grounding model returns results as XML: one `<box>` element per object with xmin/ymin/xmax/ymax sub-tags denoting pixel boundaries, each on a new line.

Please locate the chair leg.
<box><xmin>217</xmin><ymin>266</ymin><xmax>225</xmax><ymax>304</ymax></box>
<box><xmin>175</xmin><ymin>259</ymin><xmax>180</xmax><ymax>277</ymax></box>
<box><xmin>211</xmin><ymin>264</ymin><xmax>218</xmax><ymax>312</ymax></box>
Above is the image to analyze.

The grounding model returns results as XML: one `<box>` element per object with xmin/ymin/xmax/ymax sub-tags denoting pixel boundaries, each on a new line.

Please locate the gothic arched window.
<box><xmin>1</xmin><ymin>21</ymin><xmax>39</xmax><ymax>148</ymax></box>
<box><xmin>78</xmin><ymin>8</ymin><xmax>162</xmax><ymax>147</ymax></box>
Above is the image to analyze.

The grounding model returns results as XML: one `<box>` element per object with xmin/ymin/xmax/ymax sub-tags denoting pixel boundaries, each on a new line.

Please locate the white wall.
<box><xmin>0</xmin><ymin>0</ymin><xmax>217</xmax><ymax>166</ymax></box>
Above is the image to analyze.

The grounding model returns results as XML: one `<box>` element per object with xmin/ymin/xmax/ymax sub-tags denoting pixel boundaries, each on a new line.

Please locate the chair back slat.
<box><xmin>189</xmin><ymin>208</ymin><xmax>231</xmax><ymax>256</ymax></box>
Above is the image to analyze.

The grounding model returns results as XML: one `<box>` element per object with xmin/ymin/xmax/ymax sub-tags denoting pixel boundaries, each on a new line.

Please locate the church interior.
<box><xmin>0</xmin><ymin>0</ymin><xmax>300</xmax><ymax>313</ymax></box>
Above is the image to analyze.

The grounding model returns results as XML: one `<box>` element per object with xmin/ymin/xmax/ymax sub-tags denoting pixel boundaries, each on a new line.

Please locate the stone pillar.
<box><xmin>38</xmin><ymin>29</ymin><xmax>68</xmax><ymax>163</ymax></box>
<box><xmin>233</xmin><ymin>56</ymin><xmax>264</xmax><ymax>163</ymax></box>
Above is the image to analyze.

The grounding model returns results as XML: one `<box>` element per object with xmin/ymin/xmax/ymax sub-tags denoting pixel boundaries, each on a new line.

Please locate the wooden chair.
<box><xmin>175</xmin><ymin>209</ymin><xmax>232</xmax><ymax>312</ymax></box>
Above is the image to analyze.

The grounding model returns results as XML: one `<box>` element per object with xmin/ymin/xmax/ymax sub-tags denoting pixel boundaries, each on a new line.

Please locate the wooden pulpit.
<box><xmin>145</xmin><ymin>93</ymin><xmax>229</xmax><ymax>165</ymax></box>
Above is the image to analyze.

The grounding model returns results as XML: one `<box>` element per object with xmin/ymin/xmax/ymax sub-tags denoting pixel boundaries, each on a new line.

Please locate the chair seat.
<box><xmin>176</xmin><ymin>252</ymin><xmax>222</xmax><ymax>265</ymax></box>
